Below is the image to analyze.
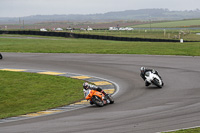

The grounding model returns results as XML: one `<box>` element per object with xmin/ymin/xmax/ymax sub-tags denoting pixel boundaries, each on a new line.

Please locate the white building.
<box><xmin>87</xmin><ymin>26</ymin><xmax>93</xmax><ymax>31</ymax></box>
<box><xmin>109</xmin><ymin>27</ymin><xmax>118</xmax><ymax>30</ymax></box>
<box><xmin>40</xmin><ymin>28</ymin><xmax>47</xmax><ymax>31</ymax></box>
<box><xmin>56</xmin><ymin>28</ymin><xmax>63</xmax><ymax>31</ymax></box>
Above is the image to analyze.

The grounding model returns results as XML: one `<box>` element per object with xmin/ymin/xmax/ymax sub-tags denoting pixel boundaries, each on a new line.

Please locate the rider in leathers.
<box><xmin>83</xmin><ymin>82</ymin><xmax>108</xmax><ymax>105</ymax></box>
<box><xmin>140</xmin><ymin>67</ymin><xmax>163</xmax><ymax>86</ymax></box>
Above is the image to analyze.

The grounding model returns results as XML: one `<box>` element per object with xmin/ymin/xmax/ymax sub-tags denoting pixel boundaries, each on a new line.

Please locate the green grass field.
<box><xmin>0</xmin><ymin>35</ymin><xmax>200</xmax><ymax>56</ymax></box>
<box><xmin>133</xmin><ymin>19</ymin><xmax>200</xmax><ymax>28</ymax></box>
<box><xmin>162</xmin><ymin>127</ymin><xmax>200</xmax><ymax>133</ymax></box>
<box><xmin>71</xmin><ymin>29</ymin><xmax>200</xmax><ymax>41</ymax></box>
<box><xmin>69</xmin><ymin>19</ymin><xmax>200</xmax><ymax>41</ymax></box>
<box><xmin>0</xmin><ymin>70</ymin><xmax>84</xmax><ymax>119</ymax></box>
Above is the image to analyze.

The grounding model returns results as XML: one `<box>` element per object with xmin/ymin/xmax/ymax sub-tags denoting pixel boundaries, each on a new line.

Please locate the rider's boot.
<box><xmin>101</xmin><ymin>90</ymin><xmax>108</xmax><ymax>96</ymax></box>
<box><xmin>101</xmin><ymin>90</ymin><xmax>110</xmax><ymax>104</ymax></box>
<box><xmin>106</xmin><ymin>99</ymin><xmax>110</xmax><ymax>104</ymax></box>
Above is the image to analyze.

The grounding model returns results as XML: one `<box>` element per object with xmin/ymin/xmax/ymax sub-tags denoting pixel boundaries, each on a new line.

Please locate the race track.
<box><xmin>0</xmin><ymin>53</ymin><xmax>200</xmax><ymax>133</ymax></box>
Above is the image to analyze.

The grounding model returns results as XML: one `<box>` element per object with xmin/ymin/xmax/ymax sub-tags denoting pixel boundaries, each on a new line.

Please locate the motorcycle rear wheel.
<box><xmin>92</xmin><ymin>96</ymin><xmax>104</xmax><ymax>107</ymax></box>
<box><xmin>152</xmin><ymin>78</ymin><xmax>162</xmax><ymax>88</ymax></box>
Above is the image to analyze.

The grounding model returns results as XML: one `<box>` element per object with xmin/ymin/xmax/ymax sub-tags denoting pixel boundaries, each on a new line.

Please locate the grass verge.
<box><xmin>0</xmin><ymin>70</ymin><xmax>84</xmax><ymax>119</ymax></box>
<box><xmin>0</xmin><ymin>36</ymin><xmax>200</xmax><ymax>56</ymax></box>
<box><xmin>163</xmin><ymin>127</ymin><xmax>200</xmax><ymax>133</ymax></box>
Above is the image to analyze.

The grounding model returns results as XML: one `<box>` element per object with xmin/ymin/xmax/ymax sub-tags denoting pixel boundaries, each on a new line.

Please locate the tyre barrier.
<box><xmin>0</xmin><ymin>30</ymin><xmax>198</xmax><ymax>42</ymax></box>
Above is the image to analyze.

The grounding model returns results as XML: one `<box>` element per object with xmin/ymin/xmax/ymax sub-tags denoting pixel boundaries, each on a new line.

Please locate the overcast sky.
<box><xmin>0</xmin><ymin>0</ymin><xmax>200</xmax><ymax>18</ymax></box>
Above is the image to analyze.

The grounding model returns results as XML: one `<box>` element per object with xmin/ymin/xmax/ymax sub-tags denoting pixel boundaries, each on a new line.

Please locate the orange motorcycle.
<box><xmin>84</xmin><ymin>89</ymin><xmax>114</xmax><ymax>107</ymax></box>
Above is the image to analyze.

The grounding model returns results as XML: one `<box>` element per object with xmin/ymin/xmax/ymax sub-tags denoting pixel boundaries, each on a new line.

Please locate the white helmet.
<box><xmin>83</xmin><ymin>82</ymin><xmax>89</xmax><ymax>89</ymax></box>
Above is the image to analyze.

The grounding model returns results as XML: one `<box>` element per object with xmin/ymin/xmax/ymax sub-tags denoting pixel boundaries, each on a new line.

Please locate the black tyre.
<box><xmin>152</xmin><ymin>78</ymin><xmax>162</xmax><ymax>88</ymax></box>
<box><xmin>107</xmin><ymin>94</ymin><xmax>114</xmax><ymax>104</ymax></box>
<box><xmin>0</xmin><ymin>53</ymin><xmax>2</xmax><ymax>59</ymax></box>
<box><xmin>92</xmin><ymin>96</ymin><xmax>104</xmax><ymax>107</ymax></box>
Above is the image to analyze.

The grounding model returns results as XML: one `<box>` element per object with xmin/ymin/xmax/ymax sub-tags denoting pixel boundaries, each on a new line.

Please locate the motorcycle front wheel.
<box><xmin>107</xmin><ymin>94</ymin><xmax>114</xmax><ymax>104</ymax></box>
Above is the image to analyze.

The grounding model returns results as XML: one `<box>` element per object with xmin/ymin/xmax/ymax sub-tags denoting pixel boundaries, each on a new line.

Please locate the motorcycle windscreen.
<box><xmin>84</xmin><ymin>89</ymin><xmax>91</xmax><ymax>98</ymax></box>
<box><xmin>145</xmin><ymin>71</ymin><xmax>150</xmax><ymax>76</ymax></box>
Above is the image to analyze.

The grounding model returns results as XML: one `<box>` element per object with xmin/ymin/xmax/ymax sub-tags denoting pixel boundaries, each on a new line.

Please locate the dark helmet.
<box><xmin>83</xmin><ymin>82</ymin><xmax>89</xmax><ymax>89</ymax></box>
<box><xmin>140</xmin><ymin>67</ymin><xmax>145</xmax><ymax>73</ymax></box>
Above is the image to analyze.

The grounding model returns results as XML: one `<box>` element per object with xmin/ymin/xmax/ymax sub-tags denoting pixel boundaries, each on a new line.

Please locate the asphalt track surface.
<box><xmin>0</xmin><ymin>53</ymin><xmax>200</xmax><ymax>133</ymax></box>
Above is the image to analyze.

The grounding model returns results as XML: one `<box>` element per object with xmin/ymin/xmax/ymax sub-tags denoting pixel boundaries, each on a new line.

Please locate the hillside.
<box><xmin>1</xmin><ymin>8</ymin><xmax>200</xmax><ymax>24</ymax></box>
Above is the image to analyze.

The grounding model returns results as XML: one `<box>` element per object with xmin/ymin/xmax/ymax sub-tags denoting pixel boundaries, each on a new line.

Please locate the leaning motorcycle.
<box><xmin>145</xmin><ymin>71</ymin><xmax>164</xmax><ymax>88</ymax></box>
<box><xmin>84</xmin><ymin>89</ymin><xmax>114</xmax><ymax>107</ymax></box>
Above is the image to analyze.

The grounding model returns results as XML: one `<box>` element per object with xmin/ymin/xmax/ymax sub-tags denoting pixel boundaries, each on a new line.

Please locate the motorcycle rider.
<box><xmin>140</xmin><ymin>67</ymin><xmax>163</xmax><ymax>86</ymax></box>
<box><xmin>83</xmin><ymin>82</ymin><xmax>108</xmax><ymax>104</ymax></box>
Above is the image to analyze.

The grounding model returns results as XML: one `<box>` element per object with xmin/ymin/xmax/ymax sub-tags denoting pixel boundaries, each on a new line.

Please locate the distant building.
<box><xmin>110</xmin><ymin>27</ymin><xmax>134</xmax><ymax>31</ymax></box>
<box><xmin>40</xmin><ymin>28</ymin><xmax>47</xmax><ymax>31</ymax></box>
<box><xmin>87</xmin><ymin>26</ymin><xmax>93</xmax><ymax>31</ymax></box>
<box><xmin>124</xmin><ymin>27</ymin><xmax>134</xmax><ymax>30</ymax></box>
<box><xmin>80</xmin><ymin>28</ymin><xmax>86</xmax><ymax>31</ymax></box>
<box><xmin>109</xmin><ymin>27</ymin><xmax>118</xmax><ymax>30</ymax></box>
<box><xmin>55</xmin><ymin>28</ymin><xmax>63</xmax><ymax>31</ymax></box>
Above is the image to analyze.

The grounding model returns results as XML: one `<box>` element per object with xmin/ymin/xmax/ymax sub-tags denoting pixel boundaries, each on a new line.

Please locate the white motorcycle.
<box><xmin>145</xmin><ymin>71</ymin><xmax>164</xmax><ymax>88</ymax></box>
